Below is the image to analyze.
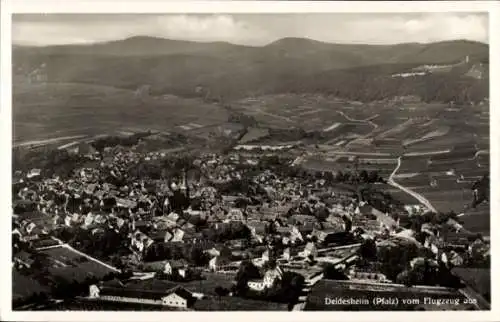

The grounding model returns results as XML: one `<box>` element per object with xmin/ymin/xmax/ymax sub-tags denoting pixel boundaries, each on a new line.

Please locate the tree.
<box><xmin>323</xmin><ymin>264</ymin><xmax>349</xmax><ymax>280</ymax></box>
<box><xmin>215</xmin><ymin>286</ymin><xmax>230</xmax><ymax>299</ymax></box>
<box><xmin>235</xmin><ymin>260</ymin><xmax>261</xmax><ymax>293</ymax></box>
<box><xmin>190</xmin><ymin>244</ymin><xmax>209</xmax><ymax>267</ymax></box>
<box><xmin>359</xmin><ymin>170</ymin><xmax>369</xmax><ymax>183</ymax></box>
<box><xmin>313</xmin><ymin>206</ymin><xmax>330</xmax><ymax>222</ymax></box>
<box><xmin>368</xmin><ymin>170</ymin><xmax>380</xmax><ymax>183</ymax></box>
<box><xmin>359</xmin><ymin>238</ymin><xmax>377</xmax><ymax>261</ymax></box>
<box><xmin>377</xmin><ymin>243</ymin><xmax>419</xmax><ymax>282</ymax></box>
<box><xmin>324</xmin><ymin>171</ymin><xmax>335</xmax><ymax>183</ymax></box>
<box><xmin>336</xmin><ymin>170</ymin><xmax>345</xmax><ymax>182</ymax></box>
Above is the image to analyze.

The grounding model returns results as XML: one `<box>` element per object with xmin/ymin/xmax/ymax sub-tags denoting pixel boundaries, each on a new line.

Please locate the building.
<box><xmin>300</xmin><ymin>242</ymin><xmax>318</xmax><ymax>258</ymax></box>
<box><xmin>356</xmin><ymin>204</ymin><xmax>398</xmax><ymax>230</ymax></box>
<box><xmin>348</xmin><ymin>268</ymin><xmax>390</xmax><ymax>283</ymax></box>
<box><xmin>247</xmin><ymin>266</ymin><xmax>283</xmax><ymax>291</ymax></box>
<box><xmin>13</xmin><ymin>251</ymin><xmax>35</xmax><ymax>269</ymax></box>
<box><xmin>208</xmin><ymin>256</ymin><xmax>233</xmax><ymax>272</ymax></box>
<box><xmin>88</xmin><ymin>283</ymin><xmax>195</xmax><ymax>309</ymax></box>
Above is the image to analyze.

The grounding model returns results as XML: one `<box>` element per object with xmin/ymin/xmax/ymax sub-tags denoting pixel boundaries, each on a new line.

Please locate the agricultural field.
<box><xmin>13</xmin><ymin>83</ymin><xmax>229</xmax><ymax>144</ymax></box>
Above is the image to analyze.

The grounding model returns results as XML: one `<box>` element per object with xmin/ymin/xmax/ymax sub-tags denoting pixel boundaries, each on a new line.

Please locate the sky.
<box><xmin>12</xmin><ymin>13</ymin><xmax>489</xmax><ymax>46</ymax></box>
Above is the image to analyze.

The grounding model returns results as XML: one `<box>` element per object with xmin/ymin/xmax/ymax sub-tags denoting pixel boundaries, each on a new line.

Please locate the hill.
<box><xmin>12</xmin><ymin>37</ymin><xmax>489</xmax><ymax>103</ymax></box>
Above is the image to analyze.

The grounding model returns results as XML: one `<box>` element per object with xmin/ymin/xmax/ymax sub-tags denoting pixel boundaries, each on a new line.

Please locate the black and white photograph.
<box><xmin>2</xmin><ymin>0</ymin><xmax>497</xmax><ymax>318</ymax></box>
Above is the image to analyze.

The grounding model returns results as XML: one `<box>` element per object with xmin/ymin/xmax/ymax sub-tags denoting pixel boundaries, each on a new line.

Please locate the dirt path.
<box><xmin>337</xmin><ymin>111</ymin><xmax>379</xmax><ymax>130</ymax></box>
<box><xmin>388</xmin><ymin>156</ymin><xmax>437</xmax><ymax>213</ymax></box>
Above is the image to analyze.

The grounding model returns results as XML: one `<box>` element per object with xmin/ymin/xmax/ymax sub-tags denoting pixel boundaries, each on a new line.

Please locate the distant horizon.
<box><xmin>12</xmin><ymin>34</ymin><xmax>490</xmax><ymax>48</ymax></box>
<box><xmin>12</xmin><ymin>13</ymin><xmax>489</xmax><ymax>47</ymax></box>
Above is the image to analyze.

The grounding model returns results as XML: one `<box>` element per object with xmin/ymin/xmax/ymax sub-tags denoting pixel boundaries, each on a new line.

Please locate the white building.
<box><xmin>247</xmin><ymin>266</ymin><xmax>284</xmax><ymax>292</ymax></box>
<box><xmin>88</xmin><ymin>284</ymin><xmax>195</xmax><ymax>309</ymax></box>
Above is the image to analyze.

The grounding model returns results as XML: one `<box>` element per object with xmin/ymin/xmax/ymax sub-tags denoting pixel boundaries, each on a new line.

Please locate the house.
<box><xmin>246</xmin><ymin>220</ymin><xmax>267</xmax><ymax>234</ymax></box>
<box><xmin>441</xmin><ymin>251</ymin><xmax>465</xmax><ymax>267</ymax></box>
<box><xmin>288</xmin><ymin>214</ymin><xmax>317</xmax><ymax>226</ymax></box>
<box><xmin>208</xmin><ymin>256</ymin><xmax>232</xmax><ymax>272</ymax></box>
<box><xmin>25</xmin><ymin>222</ymin><xmax>37</xmax><ymax>235</ymax></box>
<box><xmin>282</xmin><ymin>248</ymin><xmax>291</xmax><ymax>260</ymax></box>
<box><xmin>71</xmin><ymin>213</ymin><xmax>82</xmax><ymax>224</ymax></box>
<box><xmin>171</xmin><ymin>228</ymin><xmax>185</xmax><ymax>242</ymax></box>
<box><xmin>27</xmin><ymin>168</ymin><xmax>41</xmax><ymax>179</ymax></box>
<box><xmin>348</xmin><ymin>268</ymin><xmax>390</xmax><ymax>283</ymax></box>
<box><xmin>423</xmin><ymin>235</ymin><xmax>443</xmax><ymax>256</ymax></box>
<box><xmin>355</xmin><ymin>204</ymin><xmax>377</xmax><ymax>219</ymax></box>
<box><xmin>297</xmin><ymin>222</ymin><xmax>315</xmax><ymax>235</ymax></box>
<box><xmin>247</xmin><ymin>266</ymin><xmax>283</xmax><ymax>292</ymax></box>
<box><xmin>14</xmin><ymin>251</ymin><xmax>35</xmax><ymax>269</ymax></box>
<box><xmin>116</xmin><ymin>217</ymin><xmax>125</xmax><ymax>229</ymax></box>
<box><xmin>228</xmin><ymin>208</ymin><xmax>245</xmax><ymax>221</ymax></box>
<box><xmin>357</xmin><ymin>205</ymin><xmax>398</xmax><ymax>230</ymax></box>
<box><xmin>116</xmin><ymin>198</ymin><xmax>137</xmax><ymax>209</ymax></box>
<box><xmin>12</xmin><ymin>228</ymin><xmax>23</xmax><ymax>240</ymax></box>
<box><xmin>325</xmin><ymin>215</ymin><xmax>347</xmax><ymax>230</ymax></box>
<box><xmin>131</xmin><ymin>230</ymin><xmax>154</xmax><ymax>253</ymax></box>
<box><xmin>261</xmin><ymin>248</ymin><xmax>271</xmax><ymax>262</ymax></box>
<box><xmin>311</xmin><ymin>224</ymin><xmax>346</xmax><ymax>244</ymax></box>
<box><xmin>163</xmin><ymin>231</ymin><xmax>174</xmax><ymax>242</ymax></box>
<box><xmin>52</xmin><ymin>215</ymin><xmax>64</xmax><ymax>227</ymax></box>
<box><xmin>439</xmin><ymin>225</ymin><xmax>473</xmax><ymax>248</ymax></box>
<box><xmin>289</xmin><ymin>225</ymin><xmax>304</xmax><ymax>243</ymax></box>
<box><xmin>421</xmin><ymin>223</ymin><xmax>436</xmax><ymax>236</ymax></box>
<box><xmin>206</xmin><ymin>247</ymin><xmax>221</xmax><ymax>258</ymax></box>
<box><xmin>300</xmin><ymin>242</ymin><xmax>318</xmax><ymax>258</ymax></box>
<box><xmin>83</xmin><ymin>213</ymin><xmax>95</xmax><ymax>228</ymax></box>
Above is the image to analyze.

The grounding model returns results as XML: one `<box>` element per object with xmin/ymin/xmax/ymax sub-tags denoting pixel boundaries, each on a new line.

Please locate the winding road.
<box><xmin>388</xmin><ymin>156</ymin><xmax>437</xmax><ymax>213</ymax></box>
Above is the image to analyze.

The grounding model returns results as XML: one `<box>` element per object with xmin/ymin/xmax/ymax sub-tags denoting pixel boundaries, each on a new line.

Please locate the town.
<box><xmin>12</xmin><ymin>132</ymin><xmax>490</xmax><ymax>311</ymax></box>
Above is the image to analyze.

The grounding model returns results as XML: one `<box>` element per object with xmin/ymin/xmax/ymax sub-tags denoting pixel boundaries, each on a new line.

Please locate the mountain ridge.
<box><xmin>12</xmin><ymin>36</ymin><xmax>489</xmax><ymax>104</ymax></box>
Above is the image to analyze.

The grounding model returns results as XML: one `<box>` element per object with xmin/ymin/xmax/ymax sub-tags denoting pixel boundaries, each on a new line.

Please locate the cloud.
<box><xmin>12</xmin><ymin>13</ymin><xmax>488</xmax><ymax>47</ymax></box>
<box><xmin>149</xmin><ymin>15</ymin><xmax>272</xmax><ymax>44</ymax></box>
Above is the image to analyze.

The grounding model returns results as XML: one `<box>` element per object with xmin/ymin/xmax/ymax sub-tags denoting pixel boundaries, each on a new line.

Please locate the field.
<box><xmin>39</xmin><ymin>246</ymin><xmax>117</xmax><ymax>283</ymax></box>
<box><xmin>13</xmin><ymin>83</ymin><xmax>229</xmax><ymax>144</ymax></box>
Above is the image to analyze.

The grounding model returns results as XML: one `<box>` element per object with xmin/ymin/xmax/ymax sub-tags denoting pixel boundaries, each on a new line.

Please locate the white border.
<box><xmin>1</xmin><ymin>1</ymin><xmax>499</xmax><ymax>321</ymax></box>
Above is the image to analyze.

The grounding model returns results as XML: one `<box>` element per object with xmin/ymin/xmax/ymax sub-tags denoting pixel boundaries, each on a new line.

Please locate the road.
<box><xmin>388</xmin><ymin>156</ymin><xmax>437</xmax><ymax>213</ymax></box>
<box><xmin>253</xmin><ymin>107</ymin><xmax>294</xmax><ymax>123</ymax></box>
<box><xmin>336</xmin><ymin>111</ymin><xmax>379</xmax><ymax>149</ymax></box>
<box><xmin>337</xmin><ymin>111</ymin><xmax>379</xmax><ymax>130</ymax></box>
<box><xmin>473</xmin><ymin>149</ymin><xmax>489</xmax><ymax>159</ymax></box>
